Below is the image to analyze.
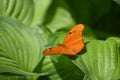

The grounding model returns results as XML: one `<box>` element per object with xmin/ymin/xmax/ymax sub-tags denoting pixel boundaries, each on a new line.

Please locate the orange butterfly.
<box><xmin>43</xmin><ymin>24</ymin><xmax>84</xmax><ymax>55</ymax></box>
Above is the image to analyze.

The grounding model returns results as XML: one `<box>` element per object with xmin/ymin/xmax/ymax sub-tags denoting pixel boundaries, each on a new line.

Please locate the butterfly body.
<box><xmin>43</xmin><ymin>24</ymin><xmax>84</xmax><ymax>55</ymax></box>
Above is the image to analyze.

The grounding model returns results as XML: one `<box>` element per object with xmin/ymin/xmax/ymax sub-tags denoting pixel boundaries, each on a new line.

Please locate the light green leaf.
<box><xmin>30</xmin><ymin>0</ymin><xmax>52</xmax><ymax>26</ymax></box>
<box><xmin>37</xmin><ymin>56</ymin><xmax>56</xmax><ymax>74</ymax></box>
<box><xmin>34</xmin><ymin>25</ymin><xmax>52</xmax><ymax>47</ymax></box>
<box><xmin>0</xmin><ymin>75</ymin><xmax>27</xmax><ymax>80</ymax></box>
<box><xmin>44</xmin><ymin>0</ymin><xmax>75</xmax><ymax>32</ymax></box>
<box><xmin>37</xmin><ymin>56</ymin><xmax>61</xmax><ymax>80</ymax></box>
<box><xmin>0</xmin><ymin>16</ymin><xmax>43</xmax><ymax>75</ymax></box>
<box><xmin>0</xmin><ymin>0</ymin><xmax>34</xmax><ymax>25</ymax></box>
<box><xmin>83</xmin><ymin>75</ymin><xmax>91</xmax><ymax>80</ymax></box>
<box><xmin>73</xmin><ymin>37</ymin><xmax>120</xmax><ymax>80</ymax></box>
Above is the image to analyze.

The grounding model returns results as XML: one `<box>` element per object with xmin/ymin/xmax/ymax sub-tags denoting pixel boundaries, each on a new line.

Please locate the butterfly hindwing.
<box><xmin>62</xmin><ymin>24</ymin><xmax>84</xmax><ymax>44</ymax></box>
<box><xmin>43</xmin><ymin>45</ymin><xmax>76</xmax><ymax>55</ymax></box>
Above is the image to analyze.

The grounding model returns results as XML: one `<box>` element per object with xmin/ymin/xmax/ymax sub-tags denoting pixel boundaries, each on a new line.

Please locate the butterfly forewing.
<box><xmin>62</xmin><ymin>24</ymin><xmax>84</xmax><ymax>44</ymax></box>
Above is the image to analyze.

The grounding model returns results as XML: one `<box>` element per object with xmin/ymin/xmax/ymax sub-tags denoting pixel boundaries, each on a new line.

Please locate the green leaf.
<box><xmin>43</xmin><ymin>0</ymin><xmax>75</xmax><ymax>32</ymax></box>
<box><xmin>34</xmin><ymin>25</ymin><xmax>52</xmax><ymax>47</ymax></box>
<box><xmin>0</xmin><ymin>0</ymin><xmax>34</xmax><ymax>25</ymax></box>
<box><xmin>113</xmin><ymin>0</ymin><xmax>120</xmax><ymax>4</ymax></box>
<box><xmin>82</xmin><ymin>25</ymin><xmax>96</xmax><ymax>42</ymax></box>
<box><xmin>50</xmin><ymin>55</ymin><xmax>84</xmax><ymax>80</ymax></box>
<box><xmin>37</xmin><ymin>56</ymin><xmax>61</xmax><ymax>80</ymax></box>
<box><xmin>0</xmin><ymin>16</ymin><xmax>44</xmax><ymax>75</ymax></box>
<box><xmin>30</xmin><ymin>0</ymin><xmax>52</xmax><ymax>26</ymax></box>
<box><xmin>0</xmin><ymin>74</ymin><xmax>27</xmax><ymax>80</ymax></box>
<box><xmin>73</xmin><ymin>37</ymin><xmax>120</xmax><ymax>80</ymax></box>
<box><xmin>47</xmin><ymin>31</ymin><xmax>66</xmax><ymax>46</ymax></box>
<box><xmin>38</xmin><ymin>55</ymin><xmax>84</xmax><ymax>80</ymax></box>
<box><xmin>36</xmin><ymin>56</ymin><xmax>56</xmax><ymax>74</ymax></box>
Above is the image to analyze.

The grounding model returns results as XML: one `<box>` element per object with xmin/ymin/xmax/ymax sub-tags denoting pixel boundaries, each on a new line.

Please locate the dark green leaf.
<box><xmin>66</xmin><ymin>0</ymin><xmax>111</xmax><ymax>25</ymax></box>
<box><xmin>50</xmin><ymin>55</ymin><xmax>84</xmax><ymax>80</ymax></box>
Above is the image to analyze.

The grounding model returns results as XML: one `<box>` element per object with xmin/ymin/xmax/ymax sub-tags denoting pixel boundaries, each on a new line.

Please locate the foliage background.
<box><xmin>0</xmin><ymin>0</ymin><xmax>120</xmax><ymax>80</ymax></box>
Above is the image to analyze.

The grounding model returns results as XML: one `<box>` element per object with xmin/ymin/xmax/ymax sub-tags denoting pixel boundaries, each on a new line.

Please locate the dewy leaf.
<box><xmin>0</xmin><ymin>0</ymin><xmax>34</xmax><ymax>25</ymax></box>
<box><xmin>73</xmin><ymin>37</ymin><xmax>120</xmax><ymax>80</ymax></box>
<box><xmin>0</xmin><ymin>16</ymin><xmax>43</xmax><ymax>75</ymax></box>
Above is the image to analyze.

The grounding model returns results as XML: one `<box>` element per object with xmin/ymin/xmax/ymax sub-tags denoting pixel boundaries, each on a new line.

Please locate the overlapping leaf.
<box><xmin>31</xmin><ymin>0</ymin><xmax>52</xmax><ymax>26</ymax></box>
<box><xmin>36</xmin><ymin>56</ymin><xmax>62</xmax><ymax>80</ymax></box>
<box><xmin>51</xmin><ymin>55</ymin><xmax>84</xmax><ymax>80</ymax></box>
<box><xmin>0</xmin><ymin>0</ymin><xmax>34</xmax><ymax>25</ymax></box>
<box><xmin>43</xmin><ymin>0</ymin><xmax>75</xmax><ymax>32</ymax></box>
<box><xmin>0</xmin><ymin>16</ymin><xmax>43</xmax><ymax>75</ymax></box>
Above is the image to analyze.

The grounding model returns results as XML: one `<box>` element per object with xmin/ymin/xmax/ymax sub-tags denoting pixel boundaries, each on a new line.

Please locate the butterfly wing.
<box><xmin>63</xmin><ymin>24</ymin><xmax>84</xmax><ymax>44</ymax></box>
<box><xmin>43</xmin><ymin>45</ymin><xmax>76</xmax><ymax>55</ymax></box>
<box><xmin>61</xmin><ymin>24</ymin><xmax>84</xmax><ymax>54</ymax></box>
<box><xmin>43</xmin><ymin>24</ymin><xmax>84</xmax><ymax>55</ymax></box>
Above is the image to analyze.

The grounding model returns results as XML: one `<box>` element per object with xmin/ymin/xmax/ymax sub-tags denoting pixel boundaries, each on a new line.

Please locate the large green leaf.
<box><xmin>73</xmin><ymin>37</ymin><xmax>120</xmax><ymax>80</ymax></box>
<box><xmin>0</xmin><ymin>0</ymin><xmax>53</xmax><ymax>26</ymax></box>
<box><xmin>38</xmin><ymin>55</ymin><xmax>84</xmax><ymax>80</ymax></box>
<box><xmin>0</xmin><ymin>0</ymin><xmax>34</xmax><ymax>25</ymax></box>
<box><xmin>31</xmin><ymin>0</ymin><xmax>52</xmax><ymax>26</ymax></box>
<box><xmin>0</xmin><ymin>16</ymin><xmax>44</xmax><ymax>75</ymax></box>
<box><xmin>50</xmin><ymin>55</ymin><xmax>84</xmax><ymax>80</ymax></box>
<box><xmin>43</xmin><ymin>0</ymin><xmax>75</xmax><ymax>32</ymax></box>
